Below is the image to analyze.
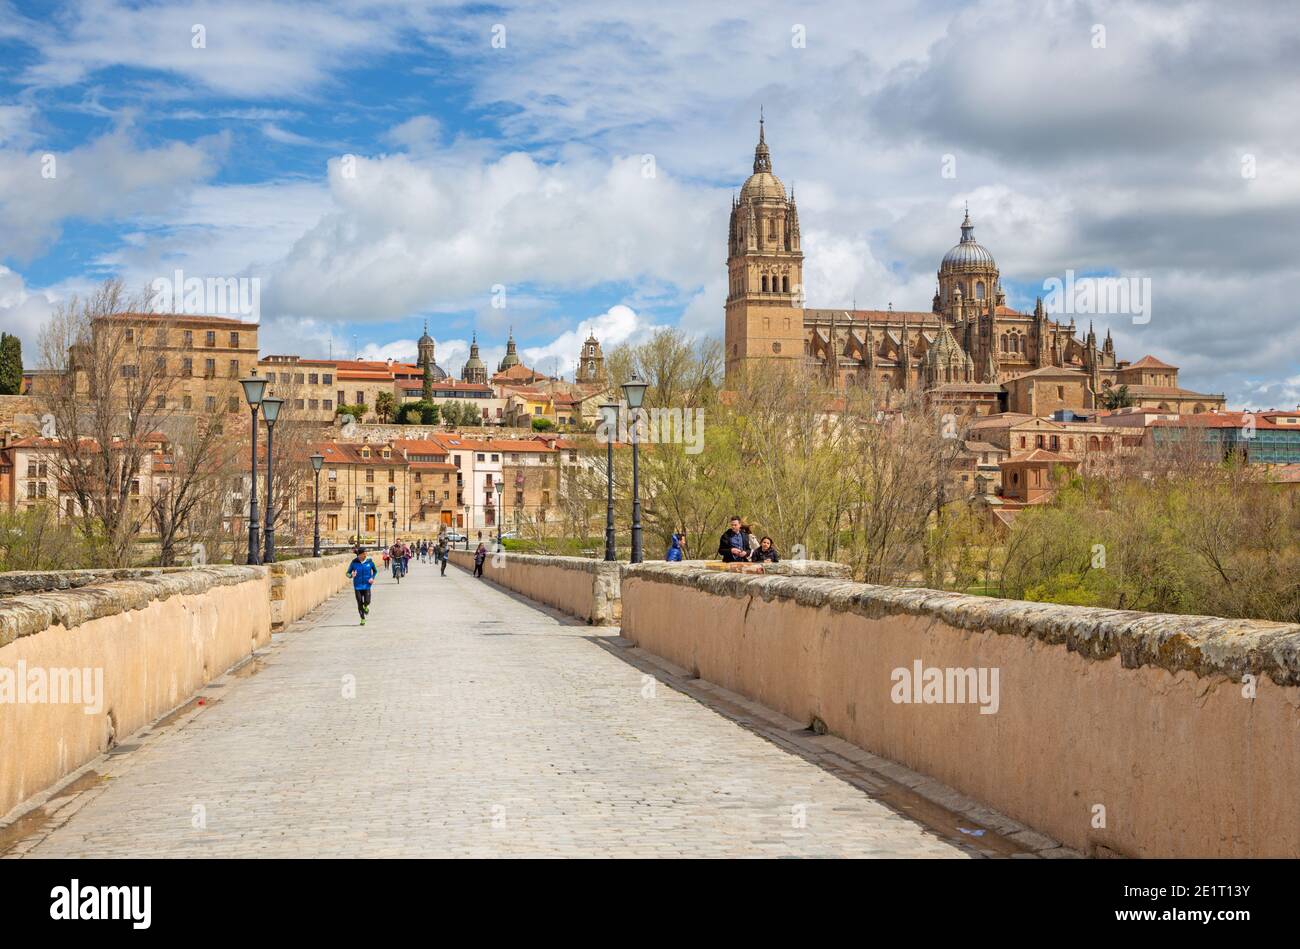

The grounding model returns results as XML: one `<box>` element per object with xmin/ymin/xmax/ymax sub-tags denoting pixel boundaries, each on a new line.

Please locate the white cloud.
<box><xmin>0</xmin><ymin>126</ymin><xmax>221</xmax><ymax>260</ymax></box>
<box><xmin>0</xmin><ymin>266</ymin><xmax>56</xmax><ymax>346</ymax></box>
<box><xmin>263</xmin><ymin>150</ymin><xmax>724</xmax><ymax>322</ymax></box>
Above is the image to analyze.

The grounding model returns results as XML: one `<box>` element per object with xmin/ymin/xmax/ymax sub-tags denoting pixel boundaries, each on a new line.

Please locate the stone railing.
<box><xmin>620</xmin><ymin>564</ymin><xmax>1300</xmax><ymax>859</ymax></box>
<box><xmin>446</xmin><ymin>550</ymin><xmax>847</xmax><ymax>625</ymax></box>
<box><xmin>0</xmin><ymin>555</ymin><xmax>352</xmax><ymax>819</ymax></box>
<box><xmin>448</xmin><ymin>549</ymin><xmax>622</xmax><ymax>624</ymax></box>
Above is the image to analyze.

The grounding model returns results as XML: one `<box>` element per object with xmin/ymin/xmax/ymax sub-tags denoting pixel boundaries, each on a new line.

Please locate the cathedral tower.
<box><xmin>724</xmin><ymin>114</ymin><xmax>806</xmax><ymax>381</ymax></box>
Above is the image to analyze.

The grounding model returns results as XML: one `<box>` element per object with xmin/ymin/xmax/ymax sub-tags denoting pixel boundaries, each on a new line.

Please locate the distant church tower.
<box><xmin>497</xmin><ymin>328</ymin><xmax>521</xmax><ymax>373</ymax></box>
<box><xmin>724</xmin><ymin>113</ymin><xmax>805</xmax><ymax>382</ymax></box>
<box><xmin>576</xmin><ymin>330</ymin><xmax>606</xmax><ymax>385</ymax></box>
<box><xmin>417</xmin><ymin>320</ymin><xmax>441</xmax><ymax>401</ymax></box>
<box><xmin>461</xmin><ymin>332</ymin><xmax>488</xmax><ymax>385</ymax></box>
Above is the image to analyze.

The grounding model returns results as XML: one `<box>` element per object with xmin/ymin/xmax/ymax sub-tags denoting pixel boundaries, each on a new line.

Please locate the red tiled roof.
<box><xmin>1124</xmin><ymin>355</ymin><xmax>1178</xmax><ymax>371</ymax></box>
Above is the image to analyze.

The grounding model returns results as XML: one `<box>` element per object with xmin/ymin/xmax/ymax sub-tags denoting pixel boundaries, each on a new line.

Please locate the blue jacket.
<box><xmin>666</xmin><ymin>535</ymin><xmax>684</xmax><ymax>562</ymax></box>
<box><xmin>347</xmin><ymin>557</ymin><xmax>377</xmax><ymax>589</ymax></box>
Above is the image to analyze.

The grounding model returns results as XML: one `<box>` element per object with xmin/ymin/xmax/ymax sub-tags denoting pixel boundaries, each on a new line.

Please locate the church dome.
<box><xmin>740</xmin><ymin>171</ymin><xmax>787</xmax><ymax>202</ymax></box>
<box><xmin>739</xmin><ymin>115</ymin><xmax>787</xmax><ymax>203</ymax></box>
<box><xmin>940</xmin><ymin>210</ymin><xmax>996</xmax><ymax>272</ymax></box>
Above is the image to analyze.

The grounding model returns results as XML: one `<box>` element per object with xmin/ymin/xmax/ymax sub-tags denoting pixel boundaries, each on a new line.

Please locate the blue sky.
<box><xmin>1</xmin><ymin>0</ymin><xmax>1297</xmax><ymax>406</ymax></box>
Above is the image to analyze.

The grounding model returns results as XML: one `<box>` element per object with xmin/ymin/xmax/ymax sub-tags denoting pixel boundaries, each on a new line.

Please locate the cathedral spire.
<box><xmin>753</xmin><ymin>108</ymin><xmax>772</xmax><ymax>174</ymax></box>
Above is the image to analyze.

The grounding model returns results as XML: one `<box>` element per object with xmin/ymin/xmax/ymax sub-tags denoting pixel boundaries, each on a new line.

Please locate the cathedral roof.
<box><xmin>940</xmin><ymin>209</ymin><xmax>997</xmax><ymax>272</ymax></box>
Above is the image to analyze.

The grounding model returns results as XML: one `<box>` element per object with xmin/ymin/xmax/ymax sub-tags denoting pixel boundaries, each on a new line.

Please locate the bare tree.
<box><xmin>36</xmin><ymin>280</ymin><xmax>180</xmax><ymax>566</ymax></box>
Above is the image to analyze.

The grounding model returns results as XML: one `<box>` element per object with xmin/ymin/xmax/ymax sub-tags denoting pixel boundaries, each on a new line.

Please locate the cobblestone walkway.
<box><xmin>16</xmin><ymin>559</ymin><xmax>972</xmax><ymax>858</ymax></box>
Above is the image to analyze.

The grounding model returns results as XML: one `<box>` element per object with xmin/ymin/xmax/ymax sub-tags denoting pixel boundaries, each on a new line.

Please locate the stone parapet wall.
<box><xmin>444</xmin><ymin>551</ymin><xmax>848</xmax><ymax>625</ymax></box>
<box><xmin>448</xmin><ymin>550</ymin><xmax>622</xmax><ymax>624</ymax></box>
<box><xmin>619</xmin><ymin>565</ymin><xmax>1300</xmax><ymax>858</ymax></box>
<box><xmin>0</xmin><ymin>556</ymin><xmax>353</xmax><ymax>818</ymax></box>
<box><xmin>269</xmin><ymin>554</ymin><xmax>354</xmax><ymax>630</ymax></box>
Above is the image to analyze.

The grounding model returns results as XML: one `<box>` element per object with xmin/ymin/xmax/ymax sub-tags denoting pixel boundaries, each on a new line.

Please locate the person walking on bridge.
<box><xmin>437</xmin><ymin>535</ymin><xmax>449</xmax><ymax>576</ymax></box>
<box><xmin>473</xmin><ymin>541</ymin><xmax>487</xmax><ymax>578</ymax></box>
<box><xmin>346</xmin><ymin>547</ymin><xmax>378</xmax><ymax>625</ymax></box>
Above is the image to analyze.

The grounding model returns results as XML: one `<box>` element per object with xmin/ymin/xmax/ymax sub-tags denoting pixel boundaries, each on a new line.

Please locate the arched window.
<box><xmin>762</xmin><ymin>275</ymin><xmax>769</xmax><ymax>292</ymax></box>
<box><xmin>1102</xmin><ymin>437</ymin><xmax>1113</xmax><ymax>451</ymax></box>
<box><xmin>1088</xmin><ymin>436</ymin><xmax>1100</xmax><ymax>451</ymax></box>
<box><xmin>769</xmin><ymin>217</ymin><xmax>777</xmax><ymax>238</ymax></box>
<box><xmin>975</xmin><ymin>281</ymin><xmax>985</xmax><ymax>300</ymax></box>
<box><xmin>782</xmin><ymin>276</ymin><xmax>789</xmax><ymax>292</ymax></box>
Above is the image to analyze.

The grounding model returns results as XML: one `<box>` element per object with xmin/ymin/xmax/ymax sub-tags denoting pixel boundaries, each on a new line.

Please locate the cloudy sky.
<box><xmin>0</xmin><ymin>0</ymin><xmax>1296</xmax><ymax>406</ymax></box>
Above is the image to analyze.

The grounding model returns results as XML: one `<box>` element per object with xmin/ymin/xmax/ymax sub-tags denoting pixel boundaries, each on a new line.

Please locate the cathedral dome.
<box><xmin>740</xmin><ymin>171</ymin><xmax>787</xmax><ymax>202</ymax></box>
<box><xmin>739</xmin><ymin>115</ymin><xmax>787</xmax><ymax>203</ymax></box>
<box><xmin>940</xmin><ymin>209</ymin><xmax>996</xmax><ymax>272</ymax></box>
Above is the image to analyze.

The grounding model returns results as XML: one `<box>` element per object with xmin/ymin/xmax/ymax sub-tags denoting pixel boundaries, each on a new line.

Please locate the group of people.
<box><xmin>661</xmin><ymin>518</ymin><xmax>780</xmax><ymax>563</ymax></box>
<box><xmin>717</xmin><ymin>516</ymin><xmax>780</xmax><ymax>563</ymax></box>
<box><xmin>345</xmin><ymin>534</ymin><xmax>455</xmax><ymax>624</ymax></box>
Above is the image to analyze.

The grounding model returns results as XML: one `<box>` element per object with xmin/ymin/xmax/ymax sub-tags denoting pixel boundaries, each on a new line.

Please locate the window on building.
<box><xmin>366</xmin><ymin>469</ymin><xmax>374</xmax><ymax>482</ymax></box>
<box><xmin>309</xmin><ymin>373</ymin><xmax>318</xmax><ymax>384</ymax></box>
<box><xmin>230</xmin><ymin>359</ymin><xmax>240</xmax><ymax>378</ymax></box>
<box><xmin>294</xmin><ymin>398</ymin><xmax>304</xmax><ymax>409</ymax></box>
<box><xmin>206</xmin><ymin>396</ymin><xmax>217</xmax><ymax>412</ymax></box>
<box><xmin>155</xmin><ymin>395</ymin><xmax>165</xmax><ymax>408</ymax></box>
<box><xmin>309</xmin><ymin>399</ymin><xmax>318</xmax><ymax>410</ymax></box>
<box><xmin>228</xmin><ymin>397</ymin><xmax>239</xmax><ymax>412</ymax></box>
<box><xmin>181</xmin><ymin>357</ymin><xmax>193</xmax><ymax>376</ymax></box>
<box><xmin>183</xmin><ymin>330</ymin><xmax>193</xmax><ymax>347</ymax></box>
<box><xmin>206</xmin><ymin>330</ymin><xmax>216</xmax><ymax>346</ymax></box>
<box><xmin>295</xmin><ymin>373</ymin><xmax>305</xmax><ymax>384</ymax></box>
<box><xmin>230</xmin><ymin>331</ymin><xmax>240</xmax><ymax>347</ymax></box>
<box><xmin>204</xmin><ymin>358</ymin><xmax>216</xmax><ymax>378</ymax></box>
<box><xmin>323</xmin><ymin>399</ymin><xmax>333</xmax><ymax>411</ymax></box>
<box><xmin>356</xmin><ymin>391</ymin><xmax>365</xmax><ymax>404</ymax></box>
<box><xmin>323</xmin><ymin>374</ymin><xmax>333</xmax><ymax>385</ymax></box>
<box><xmin>182</xmin><ymin>395</ymin><xmax>192</xmax><ymax>410</ymax></box>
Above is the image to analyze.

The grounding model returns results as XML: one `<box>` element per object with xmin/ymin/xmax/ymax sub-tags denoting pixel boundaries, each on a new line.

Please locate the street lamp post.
<box><xmin>355</xmin><ymin>496</ymin><xmax>362</xmax><ymax>547</ymax></box>
<box><xmin>599</xmin><ymin>402</ymin><xmax>619</xmax><ymax>562</ymax></box>
<box><xmin>239</xmin><ymin>376</ymin><xmax>268</xmax><ymax>565</ymax></box>
<box><xmin>622</xmin><ymin>374</ymin><xmax>648</xmax><ymax>564</ymax></box>
<box><xmin>494</xmin><ymin>480</ymin><xmax>503</xmax><ymax>550</ymax></box>
<box><xmin>260</xmin><ymin>396</ymin><xmax>284</xmax><ymax>563</ymax></box>
<box><xmin>310</xmin><ymin>453</ymin><xmax>324</xmax><ymax>557</ymax></box>
<box><xmin>463</xmin><ymin>504</ymin><xmax>470</xmax><ymax>549</ymax></box>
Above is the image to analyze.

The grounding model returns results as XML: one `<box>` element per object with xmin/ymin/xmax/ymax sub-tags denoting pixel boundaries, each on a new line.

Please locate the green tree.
<box><xmin>532</xmin><ymin>417</ymin><xmax>555</xmax><ymax>431</ymax></box>
<box><xmin>375</xmin><ymin>391</ymin><xmax>396</xmax><ymax>423</ymax></box>
<box><xmin>1099</xmin><ymin>384</ymin><xmax>1134</xmax><ymax>410</ymax></box>
<box><xmin>0</xmin><ymin>332</ymin><xmax>22</xmax><ymax>394</ymax></box>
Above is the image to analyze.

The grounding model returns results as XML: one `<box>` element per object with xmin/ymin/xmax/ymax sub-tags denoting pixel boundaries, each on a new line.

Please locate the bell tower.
<box><xmin>725</xmin><ymin>113</ymin><xmax>805</xmax><ymax>382</ymax></box>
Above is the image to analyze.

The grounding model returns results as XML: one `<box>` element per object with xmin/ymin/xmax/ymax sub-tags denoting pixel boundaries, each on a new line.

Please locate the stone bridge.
<box><xmin>2</xmin><ymin>550</ymin><xmax>1297</xmax><ymax>858</ymax></box>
